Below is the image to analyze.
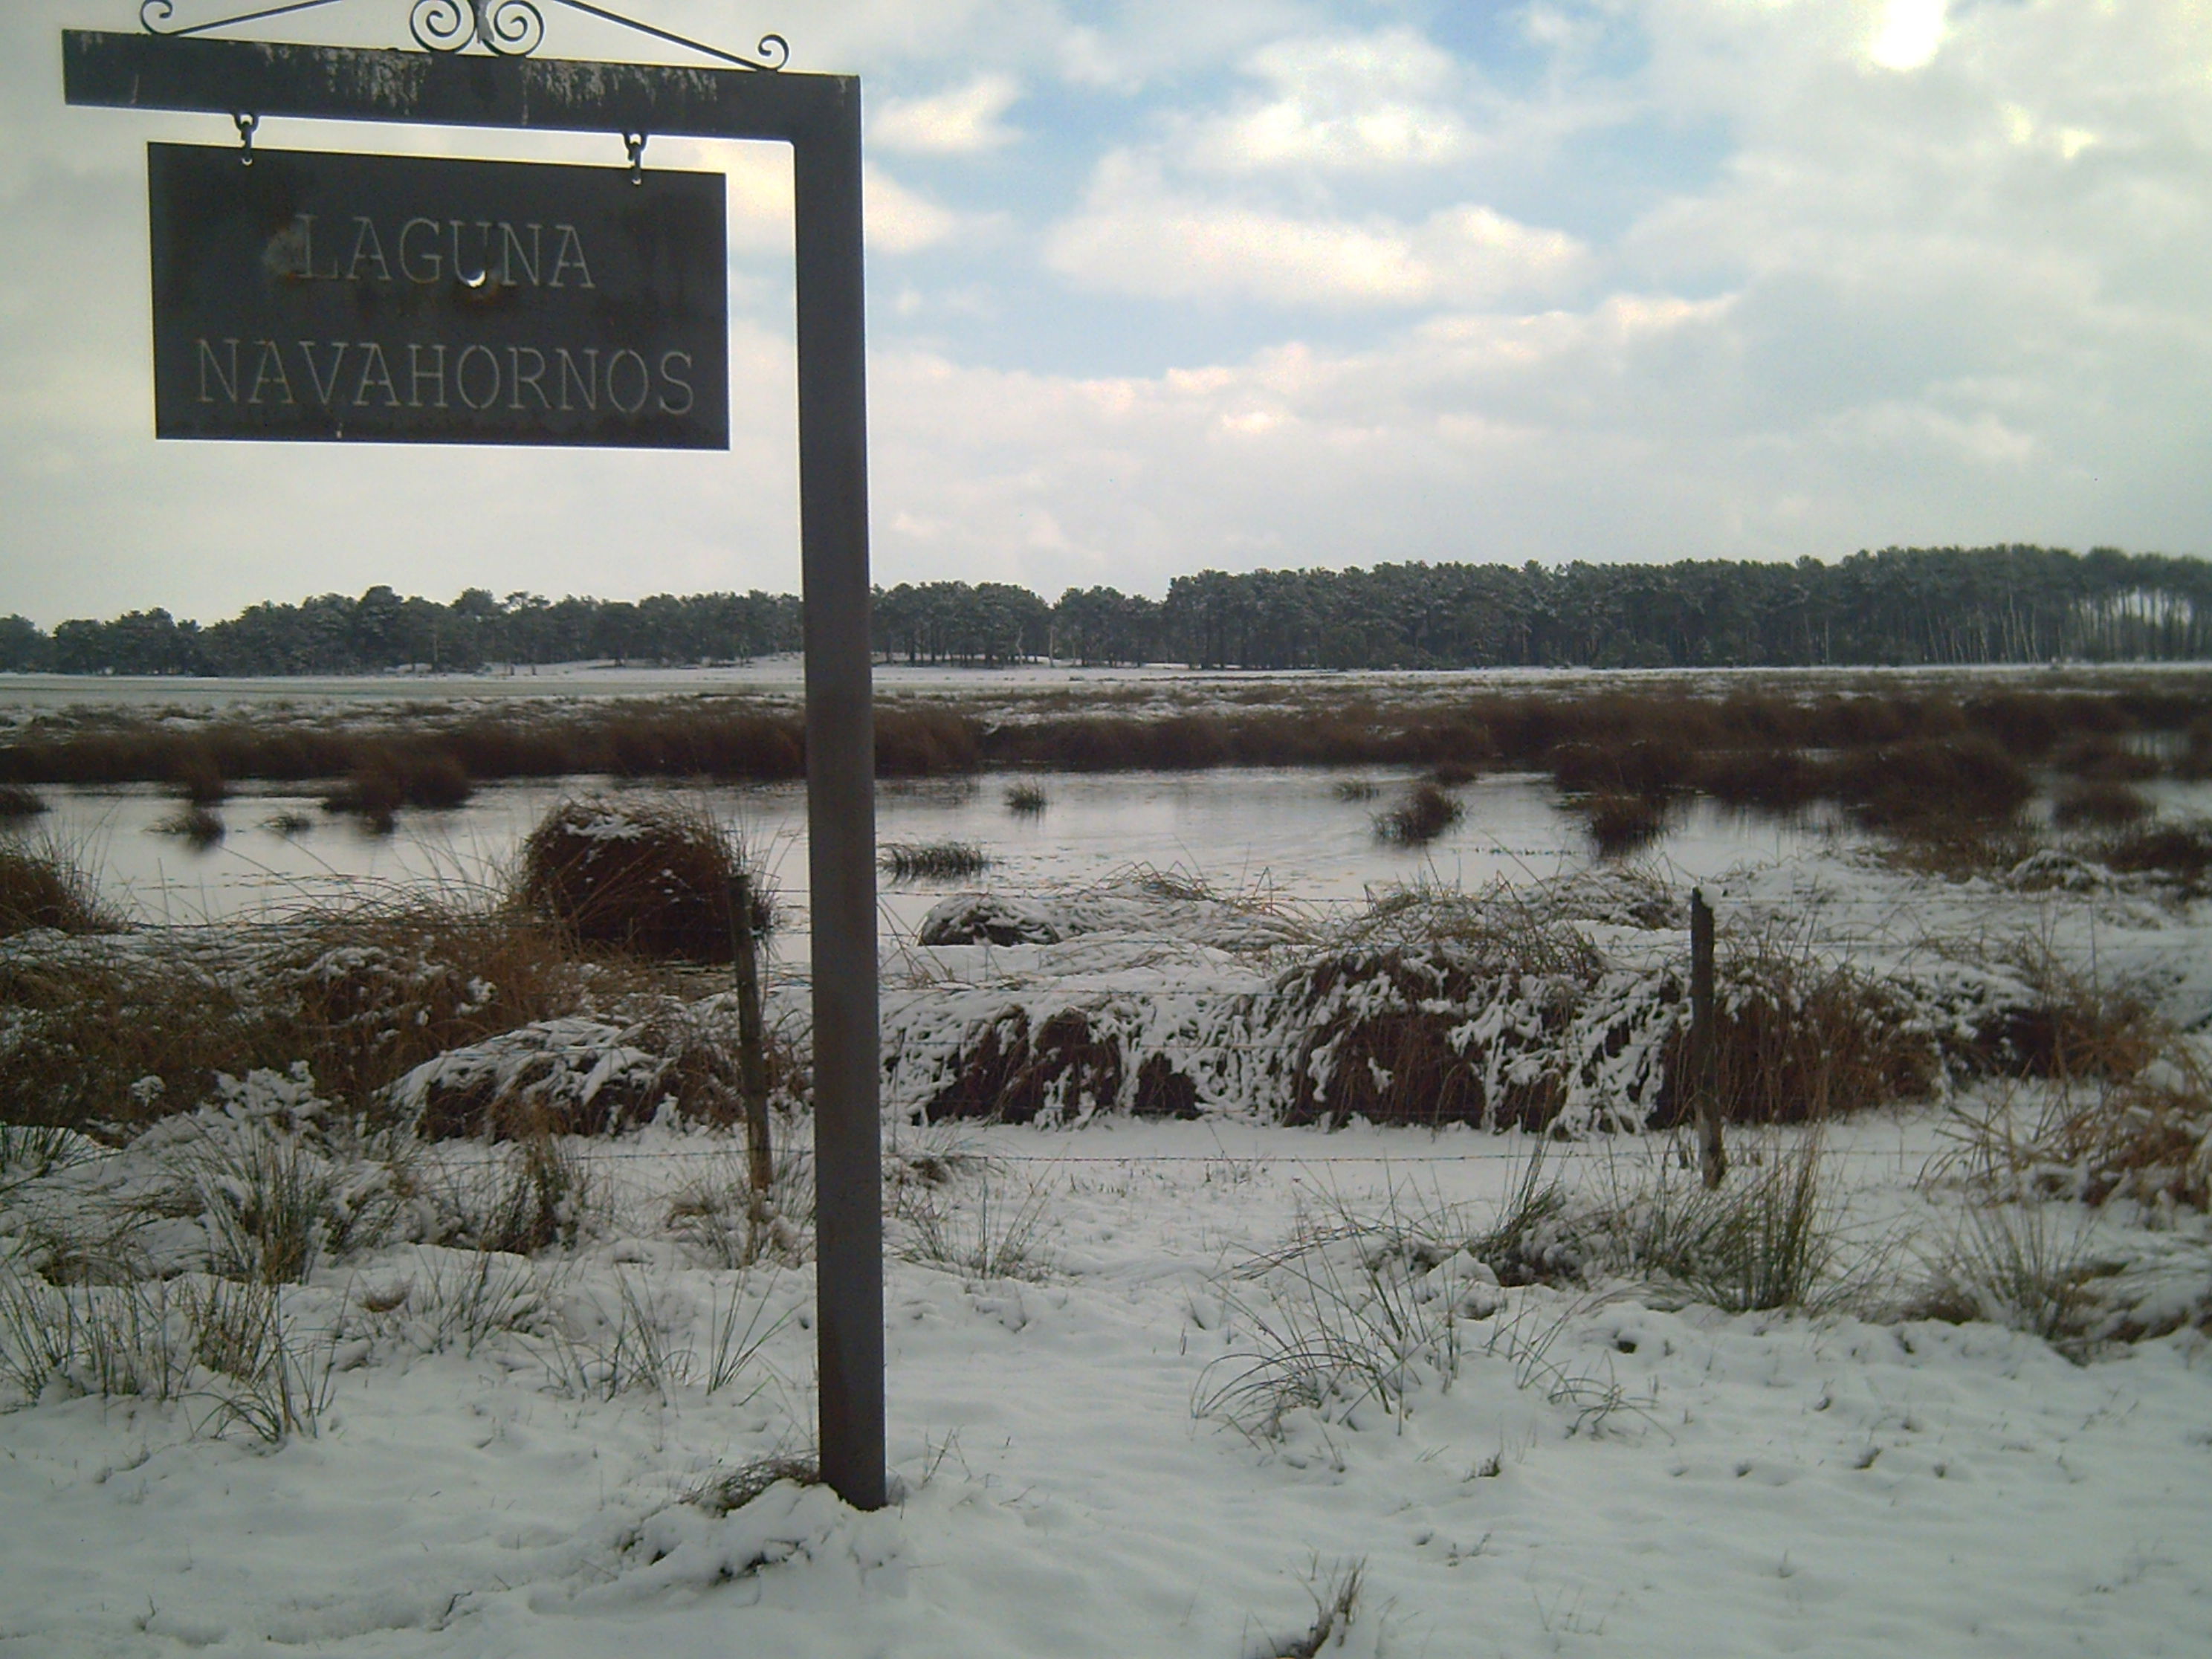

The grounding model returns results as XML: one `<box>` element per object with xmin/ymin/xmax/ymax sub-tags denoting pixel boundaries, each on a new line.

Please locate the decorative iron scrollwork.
<box><xmin>143</xmin><ymin>1</ymin><xmax>789</xmax><ymax>70</ymax></box>
<box><xmin>141</xmin><ymin>1</ymin><xmax>349</xmax><ymax>38</ymax></box>
<box><xmin>405</xmin><ymin>0</ymin><xmax>469</xmax><ymax>50</ymax></box>
<box><xmin>409</xmin><ymin>0</ymin><xmax>542</xmax><ymax>56</ymax></box>
<box><xmin>478</xmin><ymin>0</ymin><xmax>544</xmax><ymax>54</ymax></box>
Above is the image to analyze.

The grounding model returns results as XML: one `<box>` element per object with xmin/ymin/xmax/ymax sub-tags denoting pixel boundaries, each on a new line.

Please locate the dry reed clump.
<box><xmin>0</xmin><ymin>942</ymin><xmax>259</xmax><ymax>1132</ymax></box>
<box><xmin>1579</xmin><ymin>790</ymin><xmax>1671</xmax><ymax>859</ymax></box>
<box><xmin>1278</xmin><ymin>941</ymin><xmax>1601</xmax><ymax>1131</ymax></box>
<box><xmin>517</xmin><ymin>795</ymin><xmax>765</xmax><ymax>963</ymax></box>
<box><xmin>1337</xmin><ymin>882</ymin><xmax>1612</xmax><ymax>966</ymax></box>
<box><xmin>150</xmin><ymin>804</ymin><xmax>225</xmax><ymax>847</ymax></box>
<box><xmin>589</xmin><ymin>708</ymin><xmax>806</xmax><ymax>779</ymax></box>
<box><xmin>170</xmin><ymin>743</ymin><xmax>227</xmax><ymax>806</ymax></box>
<box><xmin>0</xmin><ymin>905</ymin><xmax>649</xmax><ymax>1136</ymax></box>
<box><xmin>881</xmin><ymin>841</ymin><xmax>991</xmax><ymax>881</ymax></box>
<box><xmin>875</xmin><ymin>705</ymin><xmax>985</xmax><ymax>776</ymax></box>
<box><xmin>1374</xmin><ymin>781</ymin><xmax>1462</xmax><ymax>846</ymax></box>
<box><xmin>1669</xmin><ymin>939</ymin><xmax>1938</xmax><ymax>1125</ymax></box>
<box><xmin>1548</xmin><ymin>737</ymin><xmax>1692</xmax><ymax>801</ymax></box>
<box><xmin>270</xmin><ymin>907</ymin><xmax>656</xmax><ymax>1116</ymax></box>
<box><xmin>1938</xmin><ymin>971</ymin><xmax>2211</xmax><ymax>1214</ymax></box>
<box><xmin>2175</xmin><ymin>715</ymin><xmax>2212</xmax><ymax>780</ymax></box>
<box><xmin>321</xmin><ymin>744</ymin><xmax>472</xmax><ymax>830</ymax></box>
<box><xmin>2051</xmin><ymin>780</ymin><xmax>2151</xmax><ymax>830</ymax></box>
<box><xmin>1951</xmin><ymin>943</ymin><xmax>2164</xmax><ymax>1084</ymax></box>
<box><xmin>391</xmin><ymin>995</ymin><xmax>806</xmax><ymax>1141</ymax></box>
<box><xmin>0</xmin><ymin>840</ymin><xmax>117</xmax><ymax>939</ymax></box>
<box><xmin>921</xmin><ymin>1006</ymin><xmax>1128</xmax><ymax>1125</ymax></box>
<box><xmin>897</xmin><ymin>995</ymin><xmax>1209</xmax><ymax>1125</ymax></box>
<box><xmin>2034</xmin><ymin>1066</ymin><xmax>2212</xmax><ymax>1211</ymax></box>
<box><xmin>1692</xmin><ymin>748</ymin><xmax>1823</xmax><ymax>814</ymax></box>
<box><xmin>1004</xmin><ymin>781</ymin><xmax>1050</xmax><ymax>816</ymax></box>
<box><xmin>1824</xmin><ymin>737</ymin><xmax>2034</xmax><ymax>835</ymax></box>
<box><xmin>2091</xmin><ymin>820</ymin><xmax>2212</xmax><ymax>895</ymax></box>
<box><xmin>0</xmin><ymin>784</ymin><xmax>49</xmax><ymax>819</ymax></box>
<box><xmin>2051</xmin><ymin>734</ymin><xmax>2159</xmax><ymax>783</ymax></box>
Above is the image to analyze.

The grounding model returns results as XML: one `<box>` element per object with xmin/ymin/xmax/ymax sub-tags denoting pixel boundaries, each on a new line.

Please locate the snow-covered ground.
<box><xmin>2</xmin><ymin>1110</ymin><xmax>2209</xmax><ymax>1658</ymax></box>
<box><xmin>7</xmin><ymin>676</ymin><xmax>2212</xmax><ymax>1654</ymax></box>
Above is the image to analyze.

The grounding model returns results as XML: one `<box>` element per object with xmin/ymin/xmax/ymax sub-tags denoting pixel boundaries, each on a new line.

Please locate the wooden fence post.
<box><xmin>1690</xmin><ymin>887</ymin><xmax>1727</xmax><ymax>1189</ymax></box>
<box><xmin>731</xmin><ymin>868</ymin><xmax>774</xmax><ymax>1230</ymax></box>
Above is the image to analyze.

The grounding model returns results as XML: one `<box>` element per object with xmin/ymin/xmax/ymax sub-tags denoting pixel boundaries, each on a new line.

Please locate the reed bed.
<box><xmin>11</xmin><ymin>683</ymin><xmax>2208</xmax><ymax>853</ymax></box>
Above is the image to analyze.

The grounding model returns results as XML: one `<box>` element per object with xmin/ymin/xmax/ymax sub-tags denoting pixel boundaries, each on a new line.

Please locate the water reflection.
<box><xmin>10</xmin><ymin>769</ymin><xmax>1825</xmax><ymax>957</ymax></box>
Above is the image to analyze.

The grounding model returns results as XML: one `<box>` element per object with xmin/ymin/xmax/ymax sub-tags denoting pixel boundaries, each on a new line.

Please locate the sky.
<box><xmin>0</xmin><ymin>0</ymin><xmax>2208</xmax><ymax>627</ymax></box>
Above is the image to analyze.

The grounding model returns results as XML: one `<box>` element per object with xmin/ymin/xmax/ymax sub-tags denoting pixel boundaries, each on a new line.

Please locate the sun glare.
<box><xmin>1868</xmin><ymin>0</ymin><xmax>1947</xmax><ymax>72</ymax></box>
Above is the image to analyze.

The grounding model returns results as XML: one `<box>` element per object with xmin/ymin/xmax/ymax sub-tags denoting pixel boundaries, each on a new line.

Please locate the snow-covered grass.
<box><xmin>6</xmin><ymin>799</ymin><xmax>2212</xmax><ymax>1652</ymax></box>
<box><xmin>2</xmin><ymin>1111</ymin><xmax>2209</xmax><ymax>1655</ymax></box>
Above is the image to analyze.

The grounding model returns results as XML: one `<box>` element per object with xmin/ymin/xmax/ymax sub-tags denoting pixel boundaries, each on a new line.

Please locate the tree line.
<box><xmin>4</xmin><ymin>546</ymin><xmax>2208</xmax><ymax>677</ymax></box>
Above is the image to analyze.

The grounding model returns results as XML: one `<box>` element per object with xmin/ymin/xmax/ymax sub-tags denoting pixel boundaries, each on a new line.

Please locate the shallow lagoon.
<box><xmin>14</xmin><ymin>768</ymin><xmax>1822</xmax><ymax>951</ymax></box>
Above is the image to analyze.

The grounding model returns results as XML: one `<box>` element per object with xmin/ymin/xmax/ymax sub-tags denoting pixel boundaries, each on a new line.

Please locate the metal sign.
<box><xmin>149</xmin><ymin>143</ymin><xmax>728</xmax><ymax>447</ymax></box>
<box><xmin>69</xmin><ymin>19</ymin><xmax>885</xmax><ymax>1512</ymax></box>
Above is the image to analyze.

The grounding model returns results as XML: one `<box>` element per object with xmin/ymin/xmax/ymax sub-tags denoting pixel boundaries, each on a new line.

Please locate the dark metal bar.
<box><xmin>141</xmin><ymin>1</ymin><xmax>351</xmax><ymax>40</ymax></box>
<box><xmin>792</xmin><ymin>80</ymin><xmax>885</xmax><ymax>1510</ymax></box>
<box><xmin>64</xmin><ymin>28</ymin><xmax>838</xmax><ymax>142</ymax></box>
<box><xmin>64</xmin><ymin>25</ymin><xmax>886</xmax><ymax>1509</ymax></box>
<box><xmin>542</xmin><ymin>1</ymin><xmax>789</xmax><ymax>73</ymax></box>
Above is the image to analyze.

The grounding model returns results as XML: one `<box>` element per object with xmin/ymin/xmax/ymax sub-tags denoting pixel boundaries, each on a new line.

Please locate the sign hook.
<box><xmin>624</xmin><ymin>129</ymin><xmax>647</xmax><ymax>185</ymax></box>
<box><xmin>233</xmin><ymin>110</ymin><xmax>258</xmax><ymax>166</ymax></box>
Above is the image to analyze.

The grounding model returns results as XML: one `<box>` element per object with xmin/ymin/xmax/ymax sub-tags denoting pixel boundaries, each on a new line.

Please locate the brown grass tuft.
<box><xmin>1580</xmin><ymin>791</ymin><xmax>1670</xmax><ymax>859</ymax></box>
<box><xmin>1374</xmin><ymin>781</ymin><xmax>1462</xmax><ymax>846</ymax></box>
<box><xmin>1825</xmin><ymin>737</ymin><xmax>2034</xmax><ymax>835</ymax></box>
<box><xmin>2094</xmin><ymin>820</ymin><xmax>2212</xmax><ymax>894</ymax></box>
<box><xmin>0</xmin><ymin>784</ymin><xmax>48</xmax><ymax>820</ymax></box>
<box><xmin>1668</xmin><ymin>937</ymin><xmax>1938</xmax><ymax>1125</ymax></box>
<box><xmin>322</xmin><ymin>745</ymin><xmax>472</xmax><ymax>830</ymax></box>
<box><xmin>172</xmin><ymin>744</ymin><xmax>227</xmax><ymax>806</ymax></box>
<box><xmin>0</xmin><ymin>840</ymin><xmax>117</xmax><ymax>939</ymax></box>
<box><xmin>0</xmin><ymin>904</ymin><xmax>654</xmax><ymax>1134</ymax></box>
<box><xmin>151</xmin><ymin>805</ymin><xmax>226</xmax><ymax>847</ymax></box>
<box><xmin>2052</xmin><ymin>780</ymin><xmax>2151</xmax><ymax>830</ymax></box>
<box><xmin>1693</xmin><ymin>748</ymin><xmax>1823</xmax><ymax>814</ymax></box>
<box><xmin>517</xmin><ymin>795</ymin><xmax>758</xmax><ymax>963</ymax></box>
<box><xmin>882</xmin><ymin>841</ymin><xmax>991</xmax><ymax>881</ymax></box>
<box><xmin>922</xmin><ymin>1006</ymin><xmax>1126</xmax><ymax>1125</ymax></box>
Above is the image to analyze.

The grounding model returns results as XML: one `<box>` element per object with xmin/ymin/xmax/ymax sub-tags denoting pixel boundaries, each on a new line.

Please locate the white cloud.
<box><xmin>1185</xmin><ymin>28</ymin><xmax>1472</xmax><ymax>173</ymax></box>
<box><xmin>4</xmin><ymin>0</ymin><xmax>2211</xmax><ymax>624</ymax></box>
<box><xmin>864</xmin><ymin>165</ymin><xmax>979</xmax><ymax>253</ymax></box>
<box><xmin>1045</xmin><ymin>155</ymin><xmax>1589</xmax><ymax>308</ymax></box>
<box><xmin>872</xmin><ymin>75</ymin><xmax>1023</xmax><ymax>154</ymax></box>
<box><xmin>863</xmin><ymin>253</ymin><xmax>2199</xmax><ymax>597</ymax></box>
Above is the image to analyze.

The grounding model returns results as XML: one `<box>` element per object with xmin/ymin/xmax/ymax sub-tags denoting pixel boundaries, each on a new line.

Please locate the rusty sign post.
<box><xmin>63</xmin><ymin>8</ymin><xmax>885</xmax><ymax>1509</ymax></box>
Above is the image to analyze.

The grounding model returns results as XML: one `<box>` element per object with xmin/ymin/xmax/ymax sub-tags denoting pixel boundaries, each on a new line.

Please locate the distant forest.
<box><xmin>4</xmin><ymin>546</ymin><xmax>2209</xmax><ymax>677</ymax></box>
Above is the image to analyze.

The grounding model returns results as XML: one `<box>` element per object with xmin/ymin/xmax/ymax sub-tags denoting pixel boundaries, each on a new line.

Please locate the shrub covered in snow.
<box><xmin>519</xmin><ymin>795</ymin><xmax>766</xmax><ymax>963</ymax></box>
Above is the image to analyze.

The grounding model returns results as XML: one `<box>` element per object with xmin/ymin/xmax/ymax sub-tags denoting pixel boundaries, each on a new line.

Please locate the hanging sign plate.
<box><xmin>147</xmin><ymin>143</ymin><xmax>728</xmax><ymax>448</ymax></box>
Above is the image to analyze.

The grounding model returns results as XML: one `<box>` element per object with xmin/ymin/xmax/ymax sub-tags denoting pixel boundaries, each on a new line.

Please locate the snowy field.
<box><xmin>4</xmin><ymin>667</ymin><xmax>2212</xmax><ymax>1655</ymax></box>
<box><xmin>2</xmin><ymin>1112</ymin><xmax>2209</xmax><ymax>1658</ymax></box>
<box><xmin>5</xmin><ymin>844</ymin><xmax>2212</xmax><ymax>1656</ymax></box>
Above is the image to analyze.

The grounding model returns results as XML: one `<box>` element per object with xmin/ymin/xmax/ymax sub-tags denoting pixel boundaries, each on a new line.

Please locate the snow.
<box><xmin>4</xmin><ymin>1106</ymin><xmax>2210</xmax><ymax>1656</ymax></box>
<box><xmin>8</xmin><ymin>671</ymin><xmax>2212</xmax><ymax>1653</ymax></box>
